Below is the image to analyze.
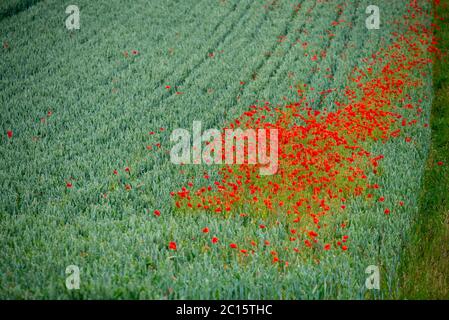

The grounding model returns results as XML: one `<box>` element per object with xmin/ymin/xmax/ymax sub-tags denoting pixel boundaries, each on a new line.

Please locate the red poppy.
<box><xmin>169</xmin><ymin>241</ymin><xmax>177</xmax><ymax>250</ymax></box>
<box><xmin>7</xmin><ymin>130</ymin><xmax>12</xmax><ymax>138</ymax></box>
<box><xmin>259</xmin><ymin>224</ymin><xmax>266</xmax><ymax>229</ymax></box>
<box><xmin>202</xmin><ymin>227</ymin><xmax>209</xmax><ymax>233</ymax></box>
<box><xmin>384</xmin><ymin>208</ymin><xmax>390</xmax><ymax>215</ymax></box>
<box><xmin>324</xmin><ymin>244</ymin><xmax>331</xmax><ymax>250</ymax></box>
<box><xmin>132</xmin><ymin>50</ymin><xmax>139</xmax><ymax>55</ymax></box>
<box><xmin>230</xmin><ymin>243</ymin><xmax>237</xmax><ymax>249</ymax></box>
<box><xmin>113</xmin><ymin>169</ymin><xmax>118</xmax><ymax>175</ymax></box>
<box><xmin>211</xmin><ymin>237</ymin><xmax>218</xmax><ymax>244</ymax></box>
<box><xmin>66</xmin><ymin>182</ymin><xmax>72</xmax><ymax>188</ymax></box>
<box><xmin>341</xmin><ymin>245</ymin><xmax>348</xmax><ymax>251</ymax></box>
<box><xmin>154</xmin><ymin>210</ymin><xmax>161</xmax><ymax>217</ymax></box>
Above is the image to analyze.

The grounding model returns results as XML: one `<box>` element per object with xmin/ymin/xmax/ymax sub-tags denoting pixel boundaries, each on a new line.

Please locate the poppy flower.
<box><xmin>66</xmin><ymin>182</ymin><xmax>72</xmax><ymax>188</ymax></box>
<box><xmin>113</xmin><ymin>169</ymin><xmax>118</xmax><ymax>175</ymax></box>
<box><xmin>132</xmin><ymin>50</ymin><xmax>139</xmax><ymax>55</ymax></box>
<box><xmin>165</xmin><ymin>85</ymin><xmax>171</xmax><ymax>89</ymax></box>
<box><xmin>202</xmin><ymin>227</ymin><xmax>209</xmax><ymax>233</ymax></box>
<box><xmin>259</xmin><ymin>224</ymin><xmax>266</xmax><ymax>229</ymax></box>
<box><xmin>169</xmin><ymin>241</ymin><xmax>177</xmax><ymax>250</ymax></box>
<box><xmin>7</xmin><ymin>130</ymin><xmax>12</xmax><ymax>138</ymax></box>
<box><xmin>229</xmin><ymin>243</ymin><xmax>237</xmax><ymax>249</ymax></box>
<box><xmin>341</xmin><ymin>245</ymin><xmax>348</xmax><ymax>251</ymax></box>
<box><xmin>324</xmin><ymin>244</ymin><xmax>331</xmax><ymax>250</ymax></box>
<box><xmin>438</xmin><ymin>161</ymin><xmax>444</xmax><ymax>166</ymax></box>
<box><xmin>154</xmin><ymin>210</ymin><xmax>161</xmax><ymax>217</ymax></box>
<box><xmin>384</xmin><ymin>208</ymin><xmax>390</xmax><ymax>215</ymax></box>
<box><xmin>211</xmin><ymin>237</ymin><xmax>218</xmax><ymax>244</ymax></box>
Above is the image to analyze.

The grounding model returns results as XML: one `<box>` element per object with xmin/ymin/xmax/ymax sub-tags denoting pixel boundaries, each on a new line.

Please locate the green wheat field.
<box><xmin>1</xmin><ymin>0</ymin><xmax>448</xmax><ymax>299</ymax></box>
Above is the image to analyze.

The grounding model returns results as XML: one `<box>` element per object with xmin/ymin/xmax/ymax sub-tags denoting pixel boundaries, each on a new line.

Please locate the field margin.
<box><xmin>396</xmin><ymin>0</ymin><xmax>449</xmax><ymax>300</ymax></box>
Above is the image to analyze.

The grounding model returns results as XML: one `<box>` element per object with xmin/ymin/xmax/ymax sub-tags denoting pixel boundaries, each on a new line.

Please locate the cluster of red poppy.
<box><xmin>169</xmin><ymin>1</ymin><xmax>438</xmax><ymax>262</ymax></box>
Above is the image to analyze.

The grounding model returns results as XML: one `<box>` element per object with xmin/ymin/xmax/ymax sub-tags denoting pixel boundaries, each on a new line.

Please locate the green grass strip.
<box><xmin>396</xmin><ymin>0</ymin><xmax>449</xmax><ymax>300</ymax></box>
